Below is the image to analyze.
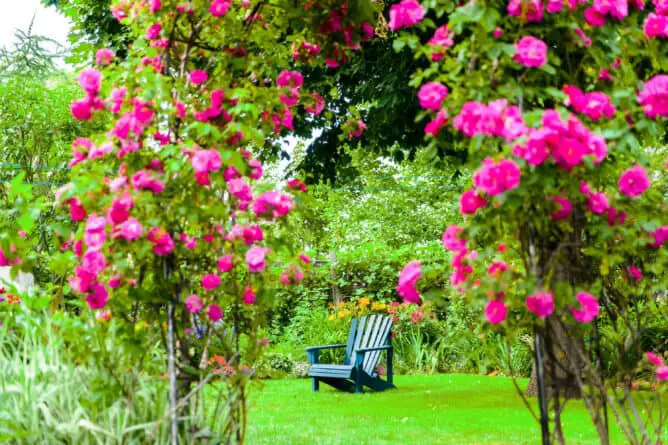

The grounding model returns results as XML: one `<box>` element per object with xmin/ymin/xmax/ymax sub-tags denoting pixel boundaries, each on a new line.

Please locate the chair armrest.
<box><xmin>305</xmin><ymin>344</ymin><xmax>347</xmax><ymax>352</ymax></box>
<box><xmin>355</xmin><ymin>345</ymin><xmax>392</xmax><ymax>354</ymax></box>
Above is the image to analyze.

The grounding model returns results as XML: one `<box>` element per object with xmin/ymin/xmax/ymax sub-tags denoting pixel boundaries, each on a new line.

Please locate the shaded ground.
<box><xmin>246</xmin><ymin>373</ymin><xmax>627</xmax><ymax>445</ymax></box>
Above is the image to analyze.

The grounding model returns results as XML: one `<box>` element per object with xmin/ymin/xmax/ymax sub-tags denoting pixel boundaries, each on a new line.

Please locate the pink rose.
<box><xmin>185</xmin><ymin>294</ymin><xmax>203</xmax><ymax>313</ymax></box>
<box><xmin>388</xmin><ymin>0</ymin><xmax>425</xmax><ymax>31</ymax></box>
<box><xmin>246</xmin><ymin>246</ymin><xmax>270</xmax><ymax>272</ymax></box>
<box><xmin>570</xmin><ymin>292</ymin><xmax>600</xmax><ymax>323</ymax></box>
<box><xmin>417</xmin><ymin>82</ymin><xmax>448</xmax><ymax>111</ymax></box>
<box><xmin>201</xmin><ymin>273</ymin><xmax>222</xmax><ymax>290</ymax></box>
<box><xmin>485</xmin><ymin>300</ymin><xmax>508</xmax><ymax>324</ymax></box>
<box><xmin>526</xmin><ymin>291</ymin><xmax>555</xmax><ymax>318</ymax></box>
<box><xmin>397</xmin><ymin>261</ymin><xmax>421</xmax><ymax>304</ymax></box>
<box><xmin>618</xmin><ymin>165</ymin><xmax>651</xmax><ymax>198</ymax></box>
<box><xmin>514</xmin><ymin>36</ymin><xmax>548</xmax><ymax>68</ymax></box>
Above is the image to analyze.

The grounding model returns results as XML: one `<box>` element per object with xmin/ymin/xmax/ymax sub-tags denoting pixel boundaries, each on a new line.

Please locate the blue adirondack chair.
<box><xmin>306</xmin><ymin>314</ymin><xmax>395</xmax><ymax>393</ymax></box>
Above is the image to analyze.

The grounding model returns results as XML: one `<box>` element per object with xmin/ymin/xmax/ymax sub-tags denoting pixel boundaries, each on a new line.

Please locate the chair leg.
<box><xmin>312</xmin><ymin>377</ymin><xmax>319</xmax><ymax>392</ymax></box>
<box><xmin>355</xmin><ymin>373</ymin><xmax>363</xmax><ymax>393</ymax></box>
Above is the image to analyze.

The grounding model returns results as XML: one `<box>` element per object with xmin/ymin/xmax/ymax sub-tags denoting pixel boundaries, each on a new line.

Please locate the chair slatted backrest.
<box><xmin>345</xmin><ymin>315</ymin><xmax>393</xmax><ymax>375</ymax></box>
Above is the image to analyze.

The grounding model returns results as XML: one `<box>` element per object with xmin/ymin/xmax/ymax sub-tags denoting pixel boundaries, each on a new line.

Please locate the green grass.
<box><xmin>247</xmin><ymin>374</ymin><xmax>627</xmax><ymax>445</ymax></box>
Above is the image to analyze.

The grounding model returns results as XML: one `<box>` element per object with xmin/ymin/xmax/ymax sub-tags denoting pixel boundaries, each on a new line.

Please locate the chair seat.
<box><xmin>308</xmin><ymin>364</ymin><xmax>354</xmax><ymax>379</ymax></box>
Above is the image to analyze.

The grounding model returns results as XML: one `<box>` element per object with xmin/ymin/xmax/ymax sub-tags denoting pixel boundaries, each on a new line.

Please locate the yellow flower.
<box><xmin>329</xmin><ymin>315</ymin><xmax>335</xmax><ymax>321</ymax></box>
<box><xmin>372</xmin><ymin>302</ymin><xmax>386</xmax><ymax>311</ymax></box>
<box><xmin>359</xmin><ymin>297</ymin><xmax>370</xmax><ymax>307</ymax></box>
<box><xmin>335</xmin><ymin>301</ymin><xmax>345</xmax><ymax>309</ymax></box>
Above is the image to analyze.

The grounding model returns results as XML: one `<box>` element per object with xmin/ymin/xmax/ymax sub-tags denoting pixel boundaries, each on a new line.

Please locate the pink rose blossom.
<box><xmin>185</xmin><ymin>294</ymin><xmax>203</xmax><ymax>313</ymax></box>
<box><xmin>425</xmin><ymin>109</ymin><xmax>448</xmax><ymax>136</ymax></box>
<box><xmin>243</xmin><ymin>285</ymin><xmax>257</xmax><ymax>304</ymax></box>
<box><xmin>95</xmin><ymin>48</ymin><xmax>115</xmax><ymax>65</ymax></box>
<box><xmin>299</xmin><ymin>253</ymin><xmax>311</xmax><ymax>264</ymax></box>
<box><xmin>485</xmin><ymin>300</ymin><xmax>508</xmax><ymax>324</ymax></box>
<box><xmin>550</xmin><ymin>196</ymin><xmax>573</xmax><ymax>220</ymax></box>
<box><xmin>78</xmin><ymin>68</ymin><xmax>102</xmax><ymax>95</ymax></box>
<box><xmin>646</xmin><ymin>351</ymin><xmax>665</xmax><ymax>366</ymax></box>
<box><xmin>657</xmin><ymin>366</ymin><xmax>668</xmax><ymax>381</ymax></box>
<box><xmin>638</xmin><ymin>75</ymin><xmax>668</xmax><ymax>119</ymax></box>
<box><xmin>189</xmin><ymin>70</ymin><xmax>209</xmax><ymax>85</ymax></box>
<box><xmin>218</xmin><ymin>254</ymin><xmax>234</xmax><ymax>272</ymax></box>
<box><xmin>442</xmin><ymin>225</ymin><xmax>466</xmax><ymax>252</ymax></box>
<box><xmin>397</xmin><ymin>261</ymin><xmax>421</xmax><ymax>304</ymax></box>
<box><xmin>192</xmin><ymin>149</ymin><xmax>222</xmax><ymax>174</ymax></box>
<box><xmin>388</xmin><ymin>0</ymin><xmax>425</xmax><ymax>31</ymax></box>
<box><xmin>71</xmin><ymin>99</ymin><xmax>93</xmax><ymax>121</ymax></box>
<box><xmin>208</xmin><ymin>304</ymin><xmax>223</xmax><ymax>322</ymax></box>
<box><xmin>210</xmin><ymin>0</ymin><xmax>231</xmax><ymax>16</ymax></box>
<box><xmin>587</xmin><ymin>192</ymin><xmax>610</xmax><ymax>215</ymax></box>
<box><xmin>460</xmin><ymin>189</ymin><xmax>487</xmax><ymax>215</ymax></box>
<box><xmin>86</xmin><ymin>283</ymin><xmax>109</xmax><ymax>310</ymax></box>
<box><xmin>526</xmin><ymin>291</ymin><xmax>555</xmax><ymax>318</ymax></box>
<box><xmin>201</xmin><ymin>273</ymin><xmax>222</xmax><ymax>290</ymax></box>
<box><xmin>570</xmin><ymin>291</ymin><xmax>600</xmax><ymax>323</ymax></box>
<box><xmin>418</xmin><ymin>82</ymin><xmax>448</xmax><ymax>111</ymax></box>
<box><xmin>618</xmin><ymin>165</ymin><xmax>651</xmax><ymax>197</ymax></box>
<box><xmin>276</xmin><ymin>70</ymin><xmax>304</xmax><ymax>88</ymax></box>
<box><xmin>514</xmin><ymin>36</ymin><xmax>548</xmax><ymax>68</ymax></box>
<box><xmin>627</xmin><ymin>265</ymin><xmax>642</xmax><ymax>282</ymax></box>
<box><xmin>246</xmin><ymin>246</ymin><xmax>270</xmax><ymax>272</ymax></box>
<box><xmin>145</xmin><ymin>23</ymin><xmax>162</xmax><ymax>40</ymax></box>
<box><xmin>119</xmin><ymin>218</ymin><xmax>143</xmax><ymax>241</ymax></box>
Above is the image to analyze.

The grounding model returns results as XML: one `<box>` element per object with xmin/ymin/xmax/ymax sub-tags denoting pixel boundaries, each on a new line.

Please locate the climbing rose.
<box><xmin>484</xmin><ymin>300</ymin><xmax>508</xmax><ymax>324</ymax></box>
<box><xmin>627</xmin><ymin>265</ymin><xmax>643</xmax><ymax>281</ymax></box>
<box><xmin>526</xmin><ymin>291</ymin><xmax>555</xmax><ymax>318</ymax></box>
<box><xmin>472</xmin><ymin>158</ymin><xmax>521</xmax><ymax>196</ymax></box>
<box><xmin>388</xmin><ymin>0</ymin><xmax>425</xmax><ymax>31</ymax></box>
<box><xmin>71</xmin><ymin>99</ymin><xmax>93</xmax><ymax>120</ymax></box>
<box><xmin>587</xmin><ymin>192</ymin><xmax>610</xmax><ymax>215</ymax></box>
<box><xmin>646</xmin><ymin>352</ymin><xmax>665</xmax><ymax>366</ymax></box>
<box><xmin>425</xmin><ymin>110</ymin><xmax>448</xmax><ymax>136</ymax></box>
<box><xmin>192</xmin><ymin>149</ymin><xmax>222</xmax><ymax>174</ymax></box>
<box><xmin>95</xmin><ymin>48</ymin><xmax>115</xmax><ymax>65</ymax></box>
<box><xmin>618</xmin><ymin>165</ymin><xmax>651</xmax><ymax>197</ymax></box>
<box><xmin>299</xmin><ymin>253</ymin><xmax>311</xmax><ymax>264</ymax></box>
<box><xmin>514</xmin><ymin>36</ymin><xmax>548</xmax><ymax>68</ymax></box>
<box><xmin>418</xmin><ymin>82</ymin><xmax>448</xmax><ymax>111</ymax></box>
<box><xmin>148</xmin><ymin>228</ymin><xmax>174</xmax><ymax>255</ymax></box>
<box><xmin>218</xmin><ymin>254</ymin><xmax>234</xmax><ymax>272</ymax></box>
<box><xmin>570</xmin><ymin>292</ymin><xmax>600</xmax><ymax>323</ymax></box>
<box><xmin>208</xmin><ymin>304</ymin><xmax>223</xmax><ymax>322</ymax></box>
<box><xmin>658</xmin><ymin>366</ymin><xmax>668</xmax><ymax>381</ymax></box>
<box><xmin>460</xmin><ymin>189</ymin><xmax>487</xmax><ymax>215</ymax></box>
<box><xmin>185</xmin><ymin>294</ymin><xmax>203</xmax><ymax>313</ymax></box>
<box><xmin>276</xmin><ymin>70</ymin><xmax>304</xmax><ymax>88</ymax></box>
<box><xmin>550</xmin><ymin>196</ymin><xmax>572</xmax><ymax>220</ymax></box>
<box><xmin>428</xmin><ymin>25</ymin><xmax>454</xmax><ymax>60</ymax></box>
<box><xmin>189</xmin><ymin>70</ymin><xmax>208</xmax><ymax>85</ymax></box>
<box><xmin>442</xmin><ymin>225</ymin><xmax>466</xmax><ymax>252</ymax></box>
<box><xmin>210</xmin><ymin>0</ymin><xmax>231</xmax><ymax>16</ymax></box>
<box><xmin>86</xmin><ymin>283</ymin><xmax>109</xmax><ymax>310</ymax></box>
<box><xmin>397</xmin><ymin>261</ymin><xmax>421</xmax><ymax>304</ymax></box>
<box><xmin>643</xmin><ymin>13</ymin><xmax>668</xmax><ymax>39</ymax></box>
<box><xmin>243</xmin><ymin>285</ymin><xmax>257</xmax><ymax>304</ymax></box>
<box><xmin>119</xmin><ymin>218</ymin><xmax>143</xmax><ymax>241</ymax></box>
<box><xmin>246</xmin><ymin>246</ymin><xmax>270</xmax><ymax>272</ymax></box>
<box><xmin>78</xmin><ymin>68</ymin><xmax>102</xmax><ymax>95</ymax></box>
<box><xmin>638</xmin><ymin>75</ymin><xmax>668</xmax><ymax>118</ymax></box>
<box><xmin>68</xmin><ymin>198</ymin><xmax>87</xmax><ymax>221</ymax></box>
<box><xmin>201</xmin><ymin>273</ymin><xmax>222</xmax><ymax>290</ymax></box>
<box><xmin>145</xmin><ymin>23</ymin><xmax>162</xmax><ymax>40</ymax></box>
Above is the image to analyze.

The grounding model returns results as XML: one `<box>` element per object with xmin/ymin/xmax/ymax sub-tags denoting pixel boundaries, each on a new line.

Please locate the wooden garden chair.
<box><xmin>306</xmin><ymin>314</ymin><xmax>395</xmax><ymax>393</ymax></box>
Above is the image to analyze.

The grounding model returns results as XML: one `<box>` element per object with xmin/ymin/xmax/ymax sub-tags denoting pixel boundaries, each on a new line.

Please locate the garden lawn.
<box><xmin>247</xmin><ymin>373</ymin><xmax>628</xmax><ymax>445</ymax></box>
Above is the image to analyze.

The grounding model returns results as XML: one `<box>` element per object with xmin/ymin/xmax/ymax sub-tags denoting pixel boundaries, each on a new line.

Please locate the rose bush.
<box><xmin>391</xmin><ymin>0</ymin><xmax>666</xmax><ymax>442</ymax></box>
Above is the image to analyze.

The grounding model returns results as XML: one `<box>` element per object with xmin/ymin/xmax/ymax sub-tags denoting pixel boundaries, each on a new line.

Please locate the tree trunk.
<box><xmin>526</xmin><ymin>318</ymin><xmax>583</xmax><ymax>400</ymax></box>
<box><xmin>329</xmin><ymin>251</ymin><xmax>343</xmax><ymax>304</ymax></box>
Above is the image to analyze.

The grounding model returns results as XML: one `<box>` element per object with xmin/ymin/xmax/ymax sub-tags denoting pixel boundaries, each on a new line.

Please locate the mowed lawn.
<box><xmin>246</xmin><ymin>374</ymin><xmax>628</xmax><ymax>445</ymax></box>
